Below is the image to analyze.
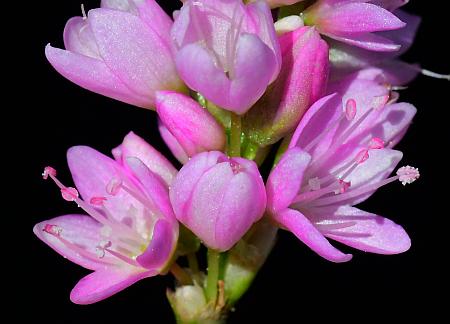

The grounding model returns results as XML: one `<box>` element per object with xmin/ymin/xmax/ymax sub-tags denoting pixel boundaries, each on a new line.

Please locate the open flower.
<box><xmin>34</xmin><ymin>133</ymin><xmax>178</xmax><ymax>304</ymax></box>
<box><xmin>266</xmin><ymin>75</ymin><xmax>418</xmax><ymax>262</ymax></box>
<box><xmin>170</xmin><ymin>151</ymin><xmax>267</xmax><ymax>251</ymax></box>
<box><xmin>46</xmin><ymin>0</ymin><xmax>186</xmax><ymax>109</ymax></box>
<box><xmin>302</xmin><ymin>0</ymin><xmax>407</xmax><ymax>51</ymax></box>
<box><xmin>171</xmin><ymin>0</ymin><xmax>281</xmax><ymax>114</ymax></box>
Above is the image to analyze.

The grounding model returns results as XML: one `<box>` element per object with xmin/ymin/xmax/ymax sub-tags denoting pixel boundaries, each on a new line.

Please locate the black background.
<box><xmin>14</xmin><ymin>0</ymin><xmax>448</xmax><ymax>322</ymax></box>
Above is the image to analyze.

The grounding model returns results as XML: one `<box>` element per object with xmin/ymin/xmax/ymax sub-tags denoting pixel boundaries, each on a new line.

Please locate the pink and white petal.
<box><xmin>320</xmin><ymin>3</ymin><xmax>405</xmax><ymax>34</ymax></box>
<box><xmin>63</xmin><ymin>17</ymin><xmax>100</xmax><ymax>59</ymax></box>
<box><xmin>33</xmin><ymin>215</ymin><xmax>118</xmax><ymax>270</ymax></box>
<box><xmin>125</xmin><ymin>157</ymin><xmax>176</xmax><ymax>222</ymax></box>
<box><xmin>120</xmin><ymin>131</ymin><xmax>177</xmax><ymax>186</ymax></box>
<box><xmin>136</xmin><ymin>219</ymin><xmax>177</xmax><ymax>270</ymax></box>
<box><xmin>273</xmin><ymin>208</ymin><xmax>352</xmax><ymax>262</ymax></box>
<box><xmin>328</xmin><ymin>32</ymin><xmax>401</xmax><ymax>52</ymax></box>
<box><xmin>266</xmin><ymin>148</ymin><xmax>311</xmax><ymax>214</ymax></box>
<box><xmin>321</xmin><ymin>206</ymin><xmax>411</xmax><ymax>254</ymax></box>
<box><xmin>45</xmin><ymin>45</ymin><xmax>151</xmax><ymax>108</ymax></box>
<box><xmin>70</xmin><ymin>267</ymin><xmax>156</xmax><ymax>304</ymax></box>
<box><xmin>88</xmin><ymin>9</ymin><xmax>178</xmax><ymax>99</ymax></box>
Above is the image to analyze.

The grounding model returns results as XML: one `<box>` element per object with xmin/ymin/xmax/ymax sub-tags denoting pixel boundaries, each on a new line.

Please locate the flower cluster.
<box><xmin>36</xmin><ymin>0</ymin><xmax>430</xmax><ymax>321</ymax></box>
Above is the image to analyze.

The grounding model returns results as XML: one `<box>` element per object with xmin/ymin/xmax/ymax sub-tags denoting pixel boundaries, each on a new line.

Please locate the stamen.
<box><xmin>81</xmin><ymin>4</ymin><xmax>87</xmax><ymax>20</ymax></box>
<box><xmin>106</xmin><ymin>177</ymin><xmax>122</xmax><ymax>196</ymax></box>
<box><xmin>90</xmin><ymin>196</ymin><xmax>107</xmax><ymax>206</ymax></box>
<box><xmin>397</xmin><ymin>166</ymin><xmax>420</xmax><ymax>185</ymax></box>
<box><xmin>354</xmin><ymin>149</ymin><xmax>369</xmax><ymax>164</ymax></box>
<box><xmin>335</xmin><ymin>180</ymin><xmax>351</xmax><ymax>194</ymax></box>
<box><xmin>42</xmin><ymin>166</ymin><xmax>57</xmax><ymax>180</ymax></box>
<box><xmin>345</xmin><ymin>98</ymin><xmax>357</xmax><ymax>121</ymax></box>
<box><xmin>96</xmin><ymin>240</ymin><xmax>112</xmax><ymax>258</ymax></box>
<box><xmin>43</xmin><ymin>224</ymin><xmax>115</xmax><ymax>265</ymax></box>
<box><xmin>308</xmin><ymin>177</ymin><xmax>321</xmax><ymax>191</ymax></box>
<box><xmin>61</xmin><ymin>187</ymin><xmax>79</xmax><ymax>201</ymax></box>
<box><xmin>43</xmin><ymin>224</ymin><xmax>62</xmax><ymax>236</ymax></box>
<box><xmin>421</xmin><ymin>68</ymin><xmax>450</xmax><ymax>81</ymax></box>
<box><xmin>309</xmin><ymin>165</ymin><xmax>420</xmax><ymax>207</ymax></box>
<box><xmin>369</xmin><ymin>137</ymin><xmax>384</xmax><ymax>150</ymax></box>
<box><xmin>104</xmin><ymin>248</ymin><xmax>140</xmax><ymax>267</ymax></box>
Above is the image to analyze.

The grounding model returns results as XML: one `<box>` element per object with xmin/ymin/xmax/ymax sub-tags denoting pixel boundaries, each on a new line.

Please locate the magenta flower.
<box><xmin>303</xmin><ymin>0</ymin><xmax>407</xmax><ymax>51</ymax></box>
<box><xmin>156</xmin><ymin>91</ymin><xmax>226</xmax><ymax>164</ymax></box>
<box><xmin>266</xmin><ymin>75</ymin><xmax>418</xmax><ymax>262</ymax></box>
<box><xmin>244</xmin><ymin>26</ymin><xmax>329</xmax><ymax>146</ymax></box>
<box><xmin>45</xmin><ymin>0</ymin><xmax>186</xmax><ymax>109</ymax></box>
<box><xmin>33</xmin><ymin>133</ymin><xmax>178</xmax><ymax>304</ymax></box>
<box><xmin>170</xmin><ymin>151</ymin><xmax>266</xmax><ymax>251</ymax></box>
<box><xmin>171</xmin><ymin>0</ymin><xmax>281</xmax><ymax>114</ymax></box>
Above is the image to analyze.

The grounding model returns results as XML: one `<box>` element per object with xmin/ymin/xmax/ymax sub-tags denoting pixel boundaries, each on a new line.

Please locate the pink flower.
<box><xmin>303</xmin><ymin>0</ymin><xmax>407</xmax><ymax>51</ymax></box>
<box><xmin>34</xmin><ymin>133</ymin><xmax>178</xmax><ymax>304</ymax></box>
<box><xmin>329</xmin><ymin>9</ymin><xmax>421</xmax><ymax>85</ymax></box>
<box><xmin>171</xmin><ymin>0</ymin><xmax>281</xmax><ymax>114</ymax></box>
<box><xmin>45</xmin><ymin>0</ymin><xmax>186</xmax><ymax>109</ymax></box>
<box><xmin>170</xmin><ymin>151</ymin><xmax>266</xmax><ymax>251</ymax></box>
<box><xmin>266</xmin><ymin>75</ymin><xmax>418</xmax><ymax>262</ymax></box>
<box><xmin>243</xmin><ymin>26</ymin><xmax>329</xmax><ymax>146</ymax></box>
<box><xmin>156</xmin><ymin>91</ymin><xmax>226</xmax><ymax>164</ymax></box>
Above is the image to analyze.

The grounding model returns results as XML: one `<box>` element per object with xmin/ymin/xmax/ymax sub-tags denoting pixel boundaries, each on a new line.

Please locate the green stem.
<box><xmin>170</xmin><ymin>263</ymin><xmax>193</xmax><ymax>286</ymax></box>
<box><xmin>228</xmin><ymin>113</ymin><xmax>242</xmax><ymax>157</ymax></box>
<box><xmin>205</xmin><ymin>249</ymin><xmax>221</xmax><ymax>302</ymax></box>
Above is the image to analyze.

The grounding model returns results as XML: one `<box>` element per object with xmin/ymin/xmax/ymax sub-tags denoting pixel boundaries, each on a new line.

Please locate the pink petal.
<box><xmin>214</xmin><ymin>161</ymin><xmax>267</xmax><ymax>251</ymax></box>
<box><xmin>371</xmin><ymin>0</ymin><xmax>409</xmax><ymax>11</ymax></box>
<box><xmin>45</xmin><ymin>45</ymin><xmax>151</xmax><ymax>108</ymax></box>
<box><xmin>170</xmin><ymin>151</ymin><xmax>224</xmax><ymax>222</ymax></box>
<box><xmin>185</xmin><ymin>162</ymin><xmax>234</xmax><ymax>248</ymax></box>
<box><xmin>70</xmin><ymin>267</ymin><xmax>155</xmax><ymax>304</ymax></box>
<box><xmin>266</xmin><ymin>148</ymin><xmax>311</xmax><ymax>214</ymax></box>
<box><xmin>88</xmin><ymin>8</ymin><xmax>180</xmax><ymax>104</ymax></box>
<box><xmin>101</xmin><ymin>0</ymin><xmax>173</xmax><ymax>40</ymax></box>
<box><xmin>136</xmin><ymin>219</ymin><xmax>177</xmax><ymax>270</ymax></box>
<box><xmin>319</xmin><ymin>206</ymin><xmax>411</xmax><ymax>254</ymax></box>
<box><xmin>158</xmin><ymin>121</ymin><xmax>190</xmax><ymax>164</ymax></box>
<box><xmin>319</xmin><ymin>3</ymin><xmax>405</xmax><ymax>34</ymax></box>
<box><xmin>273</xmin><ymin>208</ymin><xmax>352</xmax><ymax>262</ymax></box>
<box><xmin>63</xmin><ymin>17</ymin><xmax>100</xmax><ymax>59</ymax></box>
<box><xmin>125</xmin><ymin>157</ymin><xmax>176</xmax><ymax>222</ymax></box>
<box><xmin>33</xmin><ymin>215</ymin><xmax>118</xmax><ymax>270</ymax></box>
<box><xmin>119</xmin><ymin>131</ymin><xmax>177</xmax><ymax>186</ymax></box>
<box><xmin>328</xmin><ymin>32</ymin><xmax>401</xmax><ymax>52</ymax></box>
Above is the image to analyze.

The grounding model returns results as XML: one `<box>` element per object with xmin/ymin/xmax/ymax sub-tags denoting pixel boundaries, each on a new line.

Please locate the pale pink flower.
<box><xmin>171</xmin><ymin>0</ymin><xmax>281</xmax><ymax>114</ymax></box>
<box><xmin>266</xmin><ymin>75</ymin><xmax>418</xmax><ymax>262</ymax></box>
<box><xmin>156</xmin><ymin>91</ymin><xmax>226</xmax><ymax>164</ymax></box>
<box><xmin>169</xmin><ymin>151</ymin><xmax>266</xmax><ymax>251</ymax></box>
<box><xmin>46</xmin><ymin>0</ymin><xmax>186</xmax><ymax>109</ymax></box>
<box><xmin>34</xmin><ymin>133</ymin><xmax>178</xmax><ymax>304</ymax></box>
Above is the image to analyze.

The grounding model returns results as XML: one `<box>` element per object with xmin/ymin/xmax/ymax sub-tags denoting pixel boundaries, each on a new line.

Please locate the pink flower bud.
<box><xmin>156</xmin><ymin>91</ymin><xmax>226</xmax><ymax>164</ymax></box>
<box><xmin>243</xmin><ymin>27</ymin><xmax>329</xmax><ymax>146</ymax></box>
<box><xmin>170</xmin><ymin>151</ymin><xmax>266</xmax><ymax>251</ymax></box>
